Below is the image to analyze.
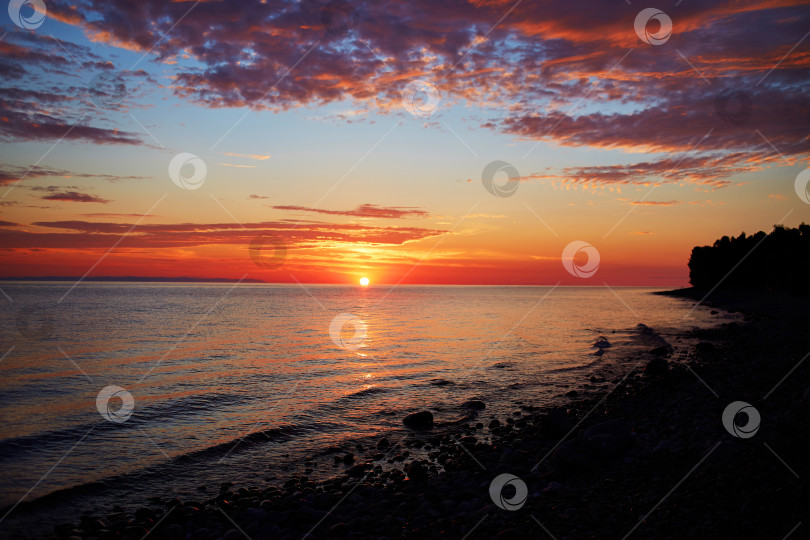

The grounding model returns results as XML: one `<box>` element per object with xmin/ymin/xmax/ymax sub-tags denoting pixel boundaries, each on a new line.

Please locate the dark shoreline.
<box><xmin>7</xmin><ymin>288</ymin><xmax>809</xmax><ymax>539</ymax></box>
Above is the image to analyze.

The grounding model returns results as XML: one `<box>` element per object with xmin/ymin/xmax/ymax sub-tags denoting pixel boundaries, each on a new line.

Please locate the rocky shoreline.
<box><xmin>14</xmin><ymin>289</ymin><xmax>810</xmax><ymax>539</ymax></box>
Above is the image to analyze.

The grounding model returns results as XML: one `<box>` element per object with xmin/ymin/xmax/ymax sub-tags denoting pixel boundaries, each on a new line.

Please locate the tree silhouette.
<box><xmin>688</xmin><ymin>223</ymin><xmax>810</xmax><ymax>293</ymax></box>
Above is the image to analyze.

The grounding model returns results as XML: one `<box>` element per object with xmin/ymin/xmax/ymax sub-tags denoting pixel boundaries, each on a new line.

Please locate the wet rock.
<box><xmin>594</xmin><ymin>337</ymin><xmax>612</xmax><ymax>348</ymax></box>
<box><xmin>461</xmin><ymin>399</ymin><xmax>486</xmax><ymax>410</ymax></box>
<box><xmin>650</xmin><ymin>346</ymin><xmax>670</xmax><ymax>356</ymax></box>
<box><xmin>645</xmin><ymin>357</ymin><xmax>669</xmax><ymax>377</ymax></box>
<box><xmin>134</xmin><ymin>508</ymin><xmax>155</xmax><ymax>522</ymax></box>
<box><xmin>406</xmin><ymin>461</ymin><xmax>428</xmax><ymax>482</ymax></box>
<box><xmin>342</xmin><ymin>453</ymin><xmax>354</xmax><ymax>464</ymax></box>
<box><xmin>403</xmin><ymin>411</ymin><xmax>434</xmax><ymax>430</ymax></box>
<box><xmin>124</xmin><ymin>525</ymin><xmax>149</xmax><ymax>537</ymax></box>
<box><xmin>489</xmin><ymin>419</ymin><xmax>501</xmax><ymax>429</ymax></box>
<box><xmin>377</xmin><ymin>437</ymin><xmax>390</xmax><ymax>449</ymax></box>
<box><xmin>696</xmin><ymin>342</ymin><xmax>715</xmax><ymax>354</ymax></box>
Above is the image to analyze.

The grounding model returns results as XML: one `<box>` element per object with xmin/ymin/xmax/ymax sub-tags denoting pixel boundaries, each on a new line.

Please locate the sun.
<box><xmin>359</xmin><ymin>277</ymin><xmax>370</xmax><ymax>287</ymax></box>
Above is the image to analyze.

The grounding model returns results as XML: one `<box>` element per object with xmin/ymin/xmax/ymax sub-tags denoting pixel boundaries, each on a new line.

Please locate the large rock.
<box><xmin>403</xmin><ymin>411</ymin><xmax>434</xmax><ymax>430</ymax></box>
<box><xmin>645</xmin><ymin>356</ymin><xmax>669</xmax><ymax>377</ymax></box>
<box><xmin>406</xmin><ymin>460</ymin><xmax>428</xmax><ymax>482</ymax></box>
<box><xmin>461</xmin><ymin>399</ymin><xmax>486</xmax><ymax>410</ymax></box>
<box><xmin>696</xmin><ymin>342</ymin><xmax>715</xmax><ymax>354</ymax></box>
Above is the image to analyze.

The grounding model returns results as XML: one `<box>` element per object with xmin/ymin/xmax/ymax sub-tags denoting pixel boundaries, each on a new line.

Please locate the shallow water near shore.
<box><xmin>0</xmin><ymin>284</ymin><xmax>727</xmax><ymax>535</ymax></box>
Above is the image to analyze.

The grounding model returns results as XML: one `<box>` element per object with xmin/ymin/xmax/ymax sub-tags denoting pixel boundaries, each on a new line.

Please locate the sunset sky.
<box><xmin>1</xmin><ymin>0</ymin><xmax>809</xmax><ymax>285</ymax></box>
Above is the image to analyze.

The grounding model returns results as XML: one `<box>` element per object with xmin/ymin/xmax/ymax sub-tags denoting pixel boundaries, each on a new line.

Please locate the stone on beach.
<box><xmin>461</xmin><ymin>399</ymin><xmax>486</xmax><ymax>410</ymax></box>
<box><xmin>406</xmin><ymin>460</ymin><xmax>428</xmax><ymax>482</ymax></box>
<box><xmin>645</xmin><ymin>356</ymin><xmax>669</xmax><ymax>376</ymax></box>
<box><xmin>696</xmin><ymin>341</ymin><xmax>716</xmax><ymax>354</ymax></box>
<box><xmin>403</xmin><ymin>411</ymin><xmax>434</xmax><ymax>430</ymax></box>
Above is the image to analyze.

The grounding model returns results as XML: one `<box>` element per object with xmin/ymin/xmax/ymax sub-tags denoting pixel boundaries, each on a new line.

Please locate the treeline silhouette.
<box><xmin>689</xmin><ymin>223</ymin><xmax>810</xmax><ymax>293</ymax></box>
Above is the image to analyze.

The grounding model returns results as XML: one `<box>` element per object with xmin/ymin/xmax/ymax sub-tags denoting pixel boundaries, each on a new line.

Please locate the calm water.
<box><xmin>0</xmin><ymin>283</ymin><xmax>724</xmax><ymax>532</ymax></box>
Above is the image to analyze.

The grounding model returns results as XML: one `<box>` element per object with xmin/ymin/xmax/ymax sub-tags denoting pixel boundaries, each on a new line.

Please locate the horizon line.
<box><xmin>0</xmin><ymin>276</ymin><xmax>687</xmax><ymax>287</ymax></box>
